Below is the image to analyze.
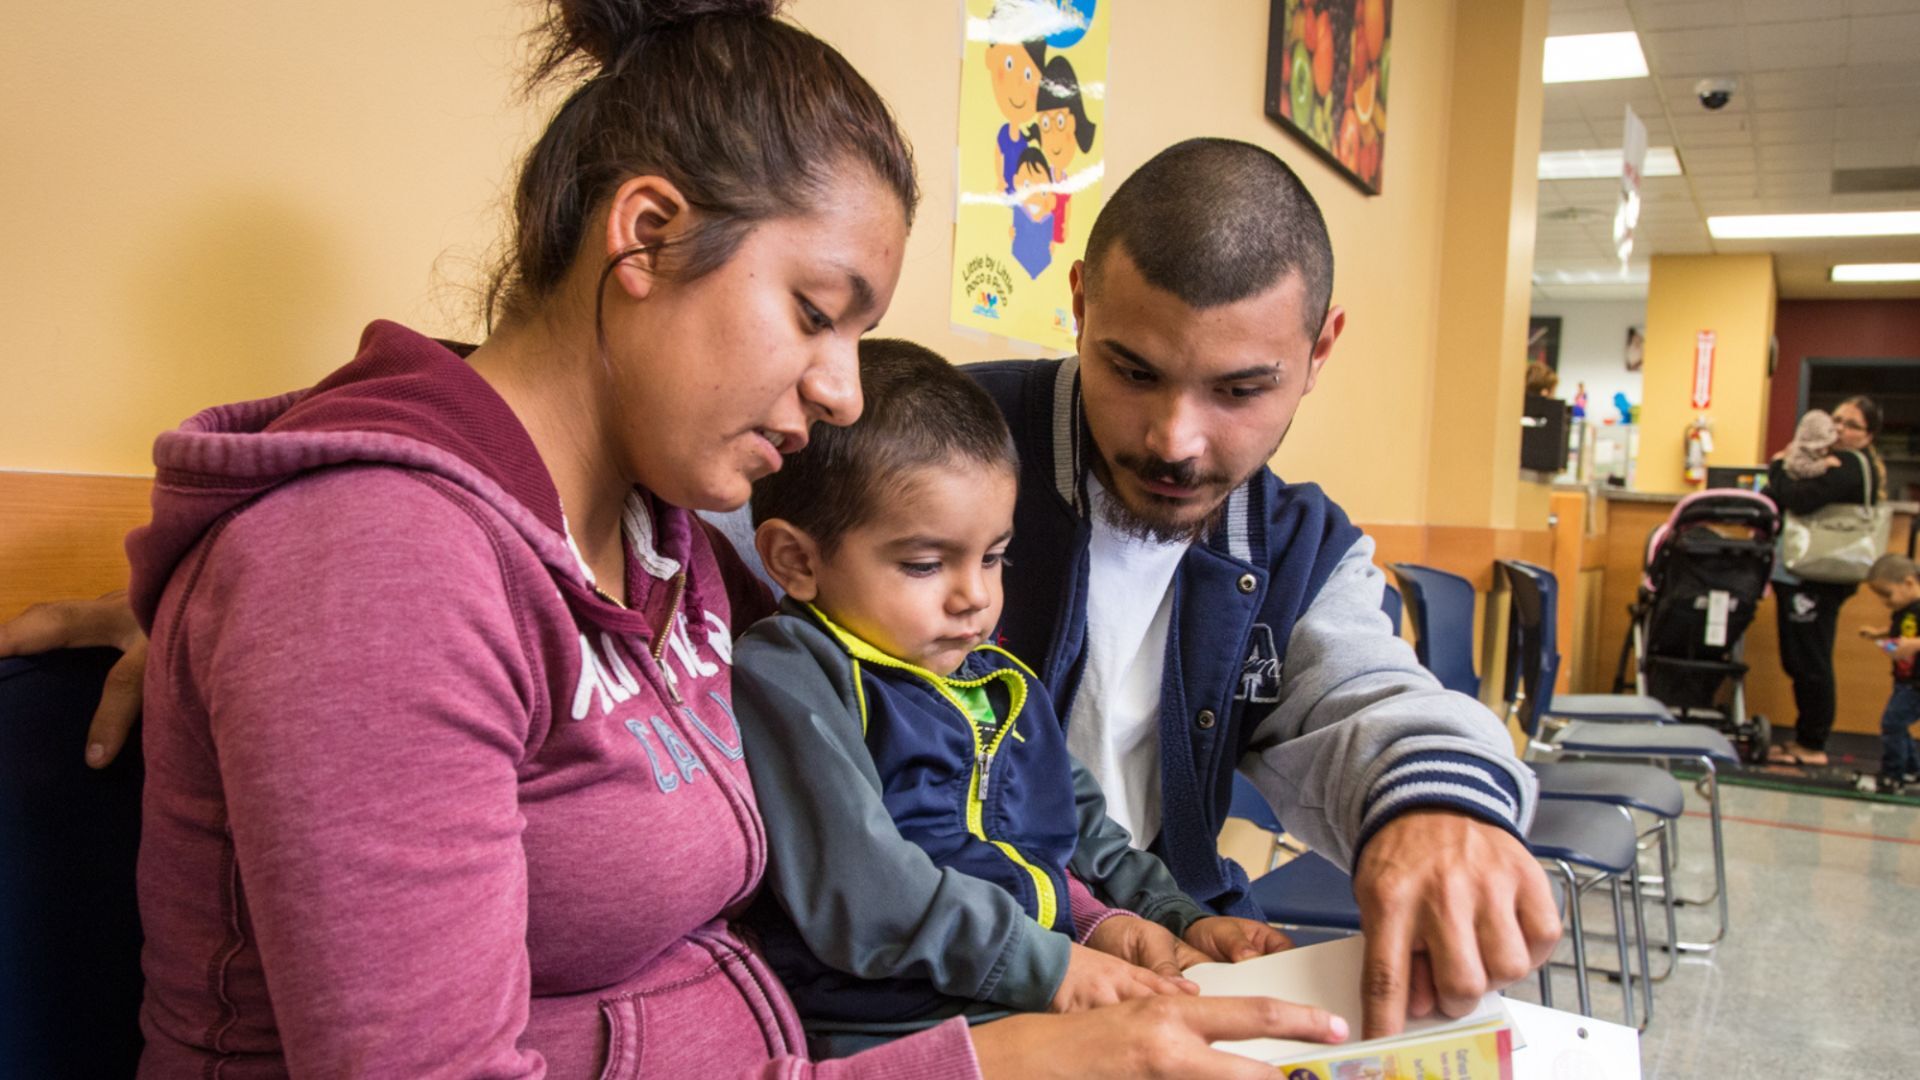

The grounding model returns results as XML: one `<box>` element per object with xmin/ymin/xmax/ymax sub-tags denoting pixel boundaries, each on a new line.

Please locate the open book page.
<box><xmin>1183</xmin><ymin>934</ymin><xmax>1506</xmax><ymax>1064</ymax></box>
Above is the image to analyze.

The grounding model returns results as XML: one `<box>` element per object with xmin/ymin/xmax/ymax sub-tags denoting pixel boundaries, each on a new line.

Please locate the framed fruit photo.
<box><xmin>1265</xmin><ymin>0</ymin><xmax>1390</xmax><ymax>194</ymax></box>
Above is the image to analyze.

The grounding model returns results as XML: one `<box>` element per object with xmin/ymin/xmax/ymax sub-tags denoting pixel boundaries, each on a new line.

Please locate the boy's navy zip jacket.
<box><xmin>733</xmin><ymin>600</ymin><xmax>1208</xmax><ymax>1036</ymax></box>
<box><xmin>968</xmin><ymin>358</ymin><xmax>1538</xmax><ymax>919</ymax></box>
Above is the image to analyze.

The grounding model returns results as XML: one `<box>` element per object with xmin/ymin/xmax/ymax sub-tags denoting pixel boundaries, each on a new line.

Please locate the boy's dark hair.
<box><xmin>1869</xmin><ymin>553</ymin><xmax>1918</xmax><ymax>585</ymax></box>
<box><xmin>751</xmin><ymin>339</ymin><xmax>1018</xmax><ymax>552</ymax></box>
<box><xmin>1084</xmin><ymin>137</ymin><xmax>1332</xmax><ymax>338</ymax></box>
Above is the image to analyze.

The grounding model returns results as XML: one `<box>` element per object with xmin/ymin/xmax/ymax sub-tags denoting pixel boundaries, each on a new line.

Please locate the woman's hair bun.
<box><xmin>538</xmin><ymin>0</ymin><xmax>784</xmax><ymax>78</ymax></box>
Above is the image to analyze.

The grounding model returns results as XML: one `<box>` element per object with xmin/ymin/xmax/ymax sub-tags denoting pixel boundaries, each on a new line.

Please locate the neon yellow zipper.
<box><xmin>806</xmin><ymin>605</ymin><xmax>1058</xmax><ymax>930</ymax></box>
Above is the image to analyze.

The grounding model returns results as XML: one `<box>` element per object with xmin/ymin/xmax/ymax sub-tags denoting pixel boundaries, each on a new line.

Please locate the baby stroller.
<box><xmin>1612</xmin><ymin>489</ymin><xmax>1782</xmax><ymax>764</ymax></box>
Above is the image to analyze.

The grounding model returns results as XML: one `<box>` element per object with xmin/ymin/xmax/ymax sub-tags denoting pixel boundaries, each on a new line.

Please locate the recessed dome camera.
<box><xmin>1695</xmin><ymin>78</ymin><xmax>1736</xmax><ymax>111</ymax></box>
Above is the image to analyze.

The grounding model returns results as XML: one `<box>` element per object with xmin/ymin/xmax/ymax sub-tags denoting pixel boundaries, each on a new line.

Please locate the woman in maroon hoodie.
<box><xmin>81</xmin><ymin>2</ymin><xmax>1346</xmax><ymax>1077</ymax></box>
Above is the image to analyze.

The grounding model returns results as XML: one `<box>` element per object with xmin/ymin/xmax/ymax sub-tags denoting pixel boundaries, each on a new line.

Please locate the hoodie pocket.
<box><xmin>596</xmin><ymin>994</ymin><xmax>645</xmax><ymax>1080</ymax></box>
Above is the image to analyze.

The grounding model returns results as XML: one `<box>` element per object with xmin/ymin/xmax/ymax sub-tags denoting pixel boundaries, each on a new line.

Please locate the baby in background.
<box><xmin>731</xmin><ymin>338</ymin><xmax>1306</xmax><ymax>1056</ymax></box>
<box><xmin>1782</xmin><ymin>409</ymin><xmax>1840</xmax><ymax>479</ymax></box>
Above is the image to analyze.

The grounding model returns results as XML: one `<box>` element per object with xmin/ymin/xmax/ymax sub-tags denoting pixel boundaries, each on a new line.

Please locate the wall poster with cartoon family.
<box><xmin>949</xmin><ymin>0</ymin><xmax>1108</xmax><ymax>350</ymax></box>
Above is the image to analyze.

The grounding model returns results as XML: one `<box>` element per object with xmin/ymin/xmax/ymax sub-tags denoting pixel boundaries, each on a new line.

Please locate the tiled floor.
<box><xmin>1502</xmin><ymin>783</ymin><xmax>1920</xmax><ymax>1077</ymax></box>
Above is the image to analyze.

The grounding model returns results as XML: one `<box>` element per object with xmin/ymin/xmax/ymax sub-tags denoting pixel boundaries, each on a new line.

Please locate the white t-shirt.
<box><xmin>1065</xmin><ymin>477</ymin><xmax>1190</xmax><ymax>847</ymax></box>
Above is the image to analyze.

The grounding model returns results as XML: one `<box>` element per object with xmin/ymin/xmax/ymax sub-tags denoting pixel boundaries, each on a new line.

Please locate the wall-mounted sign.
<box><xmin>1692</xmin><ymin>330</ymin><xmax>1716</xmax><ymax>409</ymax></box>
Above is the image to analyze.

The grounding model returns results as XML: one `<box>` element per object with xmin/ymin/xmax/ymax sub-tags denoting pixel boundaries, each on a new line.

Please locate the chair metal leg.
<box><xmin>1557</xmin><ymin>860</ymin><xmax>1591</xmax><ymax>1017</ymax></box>
<box><xmin>1654</xmin><ymin>819</ymin><xmax>1679</xmax><ymax>980</ymax></box>
<box><xmin>1628</xmin><ymin>855</ymin><xmax>1654</xmax><ymax>1028</ymax></box>
<box><xmin>1608</xmin><ymin>876</ymin><xmax>1635</xmax><ymax>1030</ymax></box>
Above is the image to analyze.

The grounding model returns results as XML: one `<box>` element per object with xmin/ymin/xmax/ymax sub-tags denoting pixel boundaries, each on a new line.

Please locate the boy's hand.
<box><xmin>1084</xmin><ymin>914</ymin><xmax>1207</xmax><ymax>983</ymax></box>
<box><xmin>1051</xmin><ymin>942</ymin><xmax>1193</xmax><ymax>1013</ymax></box>
<box><xmin>1892</xmin><ymin>638</ymin><xmax>1920</xmax><ymax>662</ymax></box>
<box><xmin>1182</xmin><ymin>916</ymin><xmax>1294</xmax><ymax>964</ymax></box>
<box><xmin>1861</xmin><ymin>626</ymin><xmax>1889</xmax><ymax>640</ymax></box>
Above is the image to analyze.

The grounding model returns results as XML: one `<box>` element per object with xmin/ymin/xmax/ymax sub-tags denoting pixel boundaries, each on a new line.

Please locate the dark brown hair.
<box><xmin>1084</xmin><ymin>137</ymin><xmax>1332</xmax><ymax>338</ymax></box>
<box><xmin>1839</xmin><ymin>394</ymin><xmax>1887</xmax><ymax>500</ymax></box>
<box><xmin>486</xmin><ymin>0</ymin><xmax>920</xmax><ymax>326</ymax></box>
<box><xmin>751</xmin><ymin>339</ymin><xmax>1018</xmax><ymax>553</ymax></box>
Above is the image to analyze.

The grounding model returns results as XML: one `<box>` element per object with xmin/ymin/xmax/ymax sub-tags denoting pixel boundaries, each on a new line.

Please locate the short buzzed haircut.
<box><xmin>751</xmin><ymin>339</ymin><xmax>1018</xmax><ymax>552</ymax></box>
<box><xmin>1084</xmin><ymin>137</ymin><xmax>1333</xmax><ymax>338</ymax></box>
<box><xmin>1869</xmin><ymin>553</ymin><xmax>1918</xmax><ymax>585</ymax></box>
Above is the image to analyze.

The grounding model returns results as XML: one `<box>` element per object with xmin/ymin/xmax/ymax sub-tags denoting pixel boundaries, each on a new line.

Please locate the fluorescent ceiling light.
<box><xmin>1543</xmin><ymin>32</ymin><xmax>1648</xmax><ymax>84</ymax></box>
<box><xmin>1831</xmin><ymin>263</ymin><xmax>1920</xmax><ymax>282</ymax></box>
<box><xmin>1532</xmin><ymin>268</ymin><xmax>1650</xmax><ymax>286</ymax></box>
<box><xmin>1708</xmin><ymin>211</ymin><xmax>1920</xmax><ymax>239</ymax></box>
<box><xmin>1538</xmin><ymin>147</ymin><xmax>1683</xmax><ymax>180</ymax></box>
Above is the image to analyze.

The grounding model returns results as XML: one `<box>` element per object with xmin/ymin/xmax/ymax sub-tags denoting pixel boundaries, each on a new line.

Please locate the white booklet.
<box><xmin>1183</xmin><ymin>934</ymin><xmax>1511</xmax><ymax>1065</ymax></box>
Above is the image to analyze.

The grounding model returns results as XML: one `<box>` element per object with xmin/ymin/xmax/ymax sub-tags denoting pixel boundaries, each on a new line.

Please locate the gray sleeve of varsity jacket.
<box><xmin>731</xmin><ymin>615</ymin><xmax>1070</xmax><ymax>1013</ymax></box>
<box><xmin>1065</xmin><ymin>757</ymin><xmax>1211</xmax><ymax>936</ymax></box>
<box><xmin>1239</xmin><ymin>534</ymin><xmax>1539</xmax><ymax>872</ymax></box>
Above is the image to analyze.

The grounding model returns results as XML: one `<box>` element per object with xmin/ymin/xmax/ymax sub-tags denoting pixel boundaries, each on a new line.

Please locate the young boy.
<box><xmin>733</xmin><ymin>340</ymin><xmax>1297</xmax><ymax>1055</ymax></box>
<box><xmin>1858</xmin><ymin>554</ymin><xmax>1920</xmax><ymax>795</ymax></box>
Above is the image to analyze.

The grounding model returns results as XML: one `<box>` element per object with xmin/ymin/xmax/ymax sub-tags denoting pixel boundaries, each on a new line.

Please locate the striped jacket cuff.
<box><xmin>1355</xmin><ymin>751</ymin><xmax>1527</xmax><ymax>857</ymax></box>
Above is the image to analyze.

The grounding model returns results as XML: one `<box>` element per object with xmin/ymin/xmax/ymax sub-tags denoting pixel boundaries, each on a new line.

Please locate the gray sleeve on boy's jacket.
<box><xmin>731</xmin><ymin>615</ymin><xmax>1070</xmax><ymax>1013</ymax></box>
<box><xmin>1240</xmin><ymin>534</ymin><xmax>1539</xmax><ymax>872</ymax></box>
<box><xmin>1066</xmin><ymin>757</ymin><xmax>1211</xmax><ymax>936</ymax></box>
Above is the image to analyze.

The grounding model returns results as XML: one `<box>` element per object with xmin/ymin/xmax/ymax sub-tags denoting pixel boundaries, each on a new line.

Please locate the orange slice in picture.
<box><xmin>1354</xmin><ymin>71</ymin><xmax>1377</xmax><ymax>126</ymax></box>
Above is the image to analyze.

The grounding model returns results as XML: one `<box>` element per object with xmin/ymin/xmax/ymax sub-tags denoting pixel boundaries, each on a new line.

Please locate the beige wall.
<box><xmin>2</xmin><ymin>0</ymin><xmax>1537</xmax><ymax>529</ymax></box>
<box><xmin>1635</xmin><ymin>254</ymin><xmax>1777</xmax><ymax>493</ymax></box>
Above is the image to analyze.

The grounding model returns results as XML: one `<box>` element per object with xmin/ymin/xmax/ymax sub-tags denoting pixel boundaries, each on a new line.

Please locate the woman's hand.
<box><xmin>972</xmin><ymin>994</ymin><xmax>1350</xmax><ymax>1080</ymax></box>
<box><xmin>0</xmin><ymin>592</ymin><xmax>147</xmax><ymax>767</ymax></box>
<box><xmin>1182</xmin><ymin>915</ymin><xmax>1294</xmax><ymax>964</ymax></box>
<box><xmin>1050</xmin><ymin>942</ymin><xmax>1192</xmax><ymax>1013</ymax></box>
<box><xmin>1083</xmin><ymin>914</ymin><xmax>1207</xmax><ymax>983</ymax></box>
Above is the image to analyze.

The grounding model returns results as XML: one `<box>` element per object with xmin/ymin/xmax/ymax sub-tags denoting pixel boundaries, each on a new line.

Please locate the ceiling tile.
<box><xmin>1757</xmin><ymin>140</ymin><xmax>1836</xmax><ymax>168</ymax></box>
<box><xmin>1633</xmin><ymin>1</ymin><xmax>1745</xmax><ymax>32</ymax></box>
<box><xmin>1741</xmin><ymin>0</ymin><xmax>1818</xmax><ymax>23</ymax></box>
<box><xmin>1752</xmin><ymin>107</ymin><xmax>1839</xmax><ymax>141</ymax></box>
<box><xmin>1751</xmin><ymin>76</ymin><xmax>1844</xmax><ymax>110</ymax></box>
<box><xmin>1642</xmin><ymin>26</ymin><xmax>1750</xmax><ymax>75</ymax></box>
<box><xmin>1837</xmin><ymin>105</ymin><xmax>1920</xmax><ymax>141</ymax></box>
<box><xmin>1848</xmin><ymin>0</ymin><xmax>1920</xmax><ymax>13</ymax></box>
<box><xmin>1540</xmin><ymin>119</ymin><xmax>1602</xmax><ymax>149</ymax></box>
<box><xmin>1548</xmin><ymin>9</ymin><xmax>1636</xmax><ymax>34</ymax></box>
<box><xmin>1847</xmin><ymin>12</ymin><xmax>1920</xmax><ymax>64</ymax></box>
<box><xmin>1747</xmin><ymin>19</ymin><xmax>1850</xmax><ymax>71</ymax></box>
<box><xmin>1840</xmin><ymin>60</ymin><xmax>1920</xmax><ymax>90</ymax></box>
<box><xmin>1688</xmin><ymin>175</ymin><xmax>1762</xmax><ymax>198</ymax></box>
<box><xmin>1679</xmin><ymin>144</ymin><xmax>1760</xmax><ymax>173</ymax></box>
<box><xmin>1834</xmin><ymin>138</ymin><xmax>1918</xmax><ymax>166</ymax></box>
<box><xmin>1675</xmin><ymin>125</ymin><xmax>1763</xmax><ymax>147</ymax></box>
<box><xmin>1758</xmin><ymin>169</ymin><xmax>1835</xmax><ymax>195</ymax></box>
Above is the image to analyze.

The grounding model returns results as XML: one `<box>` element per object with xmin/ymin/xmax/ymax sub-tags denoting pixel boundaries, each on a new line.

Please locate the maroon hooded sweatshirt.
<box><xmin>124</xmin><ymin>321</ymin><xmax>980</xmax><ymax>1078</ymax></box>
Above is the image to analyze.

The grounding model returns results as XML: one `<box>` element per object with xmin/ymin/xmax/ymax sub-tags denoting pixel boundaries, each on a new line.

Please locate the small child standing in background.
<box><xmin>1857</xmin><ymin>554</ymin><xmax>1920</xmax><ymax>795</ymax></box>
<box><xmin>733</xmin><ymin>339</ymin><xmax>1308</xmax><ymax>1056</ymax></box>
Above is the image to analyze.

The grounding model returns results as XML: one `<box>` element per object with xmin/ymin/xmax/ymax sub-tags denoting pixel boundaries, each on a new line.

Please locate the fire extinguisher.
<box><xmin>1684</xmin><ymin>415</ymin><xmax>1713</xmax><ymax>486</ymax></box>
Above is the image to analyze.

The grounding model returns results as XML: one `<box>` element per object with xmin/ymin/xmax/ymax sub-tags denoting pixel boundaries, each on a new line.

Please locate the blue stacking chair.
<box><xmin>1498</xmin><ymin>559</ymin><xmax>1675</xmax><ymax>725</ymax></box>
<box><xmin>1</xmin><ymin>649</ymin><xmax>145</xmax><ymax>1077</ymax></box>
<box><xmin>1501</xmin><ymin>560</ymin><xmax>1738</xmax><ymax>949</ymax></box>
<box><xmin>1391</xmin><ymin>562</ymin><xmax>1671</xmax><ymax>1024</ymax></box>
<box><xmin>1387</xmin><ymin>563</ymin><xmax>1482</xmax><ymax>697</ymax></box>
<box><xmin>1226</xmin><ymin>775</ymin><xmax>1362</xmax><ymax>940</ymax></box>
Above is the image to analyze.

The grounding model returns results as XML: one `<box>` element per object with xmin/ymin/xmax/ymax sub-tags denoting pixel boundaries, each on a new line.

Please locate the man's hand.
<box><xmin>1181</xmin><ymin>916</ymin><xmax>1292</xmax><ymax>964</ymax></box>
<box><xmin>1083</xmin><ymin>914</ymin><xmax>1205</xmax><ymax>987</ymax></box>
<box><xmin>1049</xmin><ymin>942</ymin><xmax>1193</xmax><ymax>1013</ymax></box>
<box><xmin>0</xmin><ymin>592</ymin><xmax>148</xmax><ymax>767</ymax></box>
<box><xmin>1351</xmin><ymin>808</ymin><xmax>1559</xmax><ymax>1039</ymax></box>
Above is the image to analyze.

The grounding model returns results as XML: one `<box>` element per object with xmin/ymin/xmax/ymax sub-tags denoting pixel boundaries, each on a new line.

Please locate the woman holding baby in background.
<box><xmin>1766</xmin><ymin>396</ymin><xmax>1887</xmax><ymax>766</ymax></box>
